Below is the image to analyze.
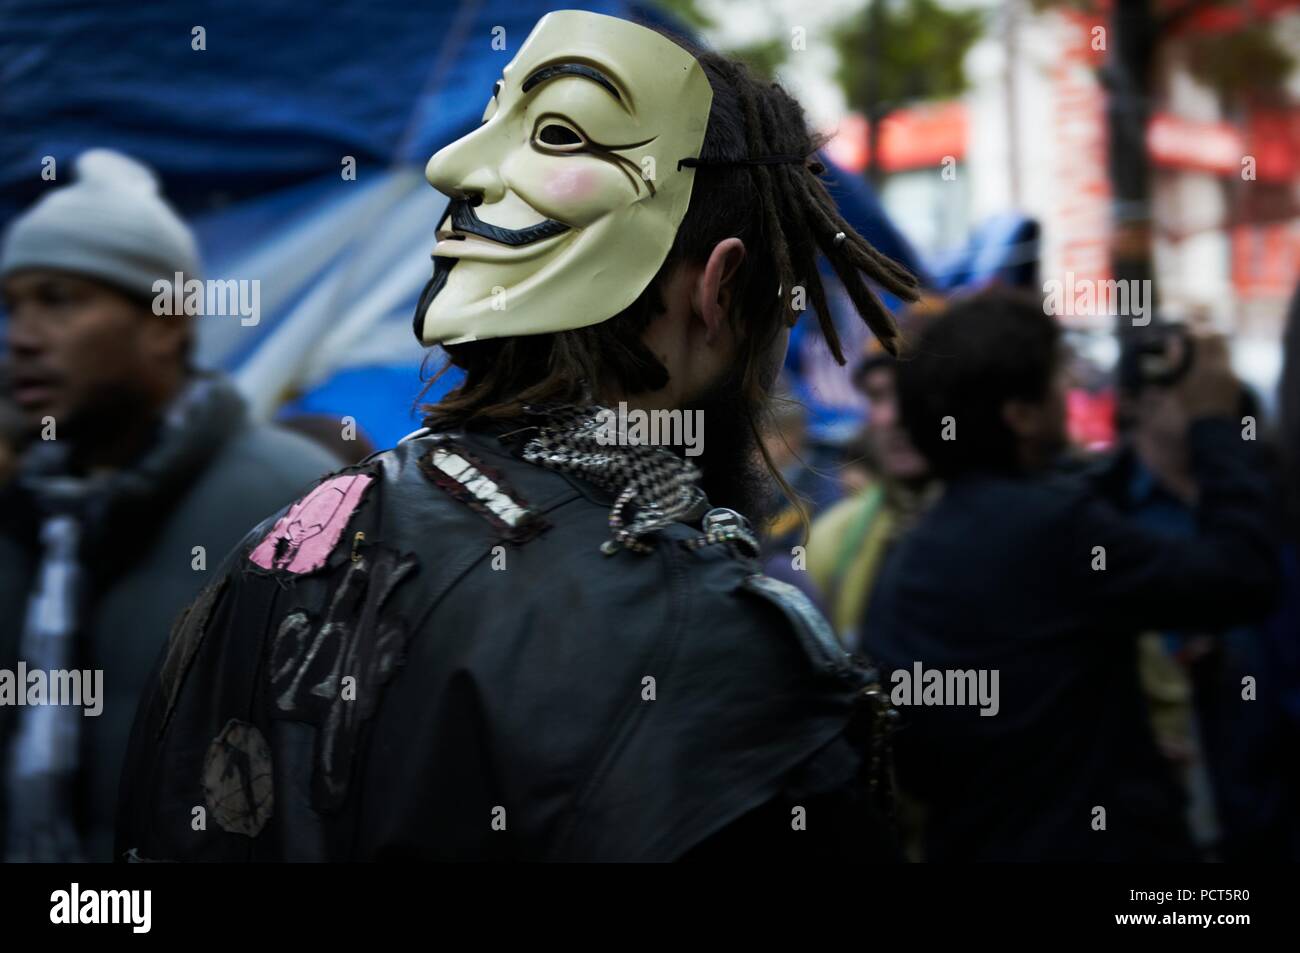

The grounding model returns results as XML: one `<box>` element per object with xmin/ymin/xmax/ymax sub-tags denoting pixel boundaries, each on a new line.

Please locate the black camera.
<box><xmin>1118</xmin><ymin>323</ymin><xmax>1195</xmax><ymax>392</ymax></box>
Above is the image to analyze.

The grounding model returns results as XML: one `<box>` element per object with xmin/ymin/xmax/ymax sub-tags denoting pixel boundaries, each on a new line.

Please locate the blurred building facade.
<box><xmin>819</xmin><ymin>0</ymin><xmax>1299</xmax><ymax>395</ymax></box>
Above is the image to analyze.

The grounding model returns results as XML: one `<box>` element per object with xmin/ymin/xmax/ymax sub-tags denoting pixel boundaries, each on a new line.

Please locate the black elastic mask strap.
<box><xmin>677</xmin><ymin>154</ymin><xmax>824</xmax><ymax>173</ymax></box>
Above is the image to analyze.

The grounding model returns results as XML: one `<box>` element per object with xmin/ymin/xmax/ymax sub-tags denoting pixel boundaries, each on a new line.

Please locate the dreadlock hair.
<box><xmin>422</xmin><ymin>32</ymin><xmax>919</xmax><ymax>465</ymax></box>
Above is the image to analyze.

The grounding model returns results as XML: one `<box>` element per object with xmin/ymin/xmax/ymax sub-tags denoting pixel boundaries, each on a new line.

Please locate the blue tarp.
<box><xmin>1</xmin><ymin>0</ymin><xmax>634</xmax><ymax>221</ymax></box>
<box><xmin>1</xmin><ymin>0</ymin><xmax>929</xmax><ymax>450</ymax></box>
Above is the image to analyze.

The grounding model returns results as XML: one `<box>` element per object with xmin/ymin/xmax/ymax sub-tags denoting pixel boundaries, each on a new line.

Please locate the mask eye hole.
<box><xmin>535</xmin><ymin>121</ymin><xmax>586</xmax><ymax>151</ymax></box>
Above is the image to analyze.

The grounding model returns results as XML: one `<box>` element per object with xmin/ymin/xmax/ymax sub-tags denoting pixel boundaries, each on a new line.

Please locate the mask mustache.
<box><xmin>442</xmin><ymin>199</ymin><xmax>570</xmax><ymax>247</ymax></box>
<box><xmin>413</xmin><ymin>201</ymin><xmax>573</xmax><ymax>341</ymax></box>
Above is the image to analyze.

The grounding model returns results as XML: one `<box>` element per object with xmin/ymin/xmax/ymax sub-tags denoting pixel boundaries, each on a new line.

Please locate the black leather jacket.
<box><xmin>117</xmin><ymin>421</ymin><xmax>895</xmax><ymax>861</ymax></box>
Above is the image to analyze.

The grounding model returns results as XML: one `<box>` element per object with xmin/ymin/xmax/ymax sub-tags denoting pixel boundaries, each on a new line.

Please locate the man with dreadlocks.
<box><xmin>116</xmin><ymin>11</ymin><xmax>918</xmax><ymax>862</ymax></box>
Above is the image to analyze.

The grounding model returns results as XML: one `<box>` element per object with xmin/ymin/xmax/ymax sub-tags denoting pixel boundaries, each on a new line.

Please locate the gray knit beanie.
<box><xmin>0</xmin><ymin>149</ymin><xmax>200</xmax><ymax>299</ymax></box>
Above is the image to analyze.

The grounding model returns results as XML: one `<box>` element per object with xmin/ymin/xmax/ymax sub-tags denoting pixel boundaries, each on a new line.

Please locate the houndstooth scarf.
<box><xmin>518</xmin><ymin>403</ymin><xmax>758</xmax><ymax>556</ymax></box>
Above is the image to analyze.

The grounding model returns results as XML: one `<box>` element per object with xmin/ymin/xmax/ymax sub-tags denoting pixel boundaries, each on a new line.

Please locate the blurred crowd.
<box><xmin>0</xmin><ymin>148</ymin><xmax>1296</xmax><ymax>862</ymax></box>
<box><xmin>765</xmin><ymin>283</ymin><xmax>1300</xmax><ymax>862</ymax></box>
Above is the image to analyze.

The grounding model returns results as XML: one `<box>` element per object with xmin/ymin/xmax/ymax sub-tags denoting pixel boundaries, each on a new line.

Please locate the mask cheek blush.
<box><xmin>543</xmin><ymin>166</ymin><xmax>602</xmax><ymax>207</ymax></box>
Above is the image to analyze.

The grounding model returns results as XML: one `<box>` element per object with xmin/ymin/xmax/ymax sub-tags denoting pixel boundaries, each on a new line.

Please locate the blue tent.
<box><xmin>928</xmin><ymin>213</ymin><xmax>1041</xmax><ymax>292</ymax></box>
<box><xmin>1</xmin><ymin>0</ymin><xmax>927</xmax><ymax>450</ymax></box>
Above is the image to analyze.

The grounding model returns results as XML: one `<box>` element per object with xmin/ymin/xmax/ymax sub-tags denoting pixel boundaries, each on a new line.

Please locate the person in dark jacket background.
<box><xmin>863</xmin><ymin>288</ymin><xmax>1278</xmax><ymax>861</ymax></box>
<box><xmin>0</xmin><ymin>149</ymin><xmax>340</xmax><ymax>861</ymax></box>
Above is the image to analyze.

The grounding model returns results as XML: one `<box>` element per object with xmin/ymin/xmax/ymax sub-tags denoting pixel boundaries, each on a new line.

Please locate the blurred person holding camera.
<box><xmin>0</xmin><ymin>149</ymin><xmax>338</xmax><ymax>861</ymax></box>
<box><xmin>1090</xmin><ymin>323</ymin><xmax>1294</xmax><ymax>860</ymax></box>
<box><xmin>863</xmin><ymin>286</ymin><xmax>1279</xmax><ymax>861</ymax></box>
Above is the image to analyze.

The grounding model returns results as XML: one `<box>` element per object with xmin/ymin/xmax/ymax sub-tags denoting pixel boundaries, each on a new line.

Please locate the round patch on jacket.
<box><xmin>202</xmin><ymin>718</ymin><xmax>274</xmax><ymax>838</ymax></box>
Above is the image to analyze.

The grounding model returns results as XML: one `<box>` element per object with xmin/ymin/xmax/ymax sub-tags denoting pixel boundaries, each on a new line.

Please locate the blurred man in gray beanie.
<box><xmin>0</xmin><ymin>149</ymin><xmax>340</xmax><ymax>861</ymax></box>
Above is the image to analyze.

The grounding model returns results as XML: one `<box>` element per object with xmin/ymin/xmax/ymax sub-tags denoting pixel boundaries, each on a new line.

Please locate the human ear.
<box><xmin>692</xmin><ymin>238</ymin><xmax>746</xmax><ymax>346</ymax></box>
<box><xmin>140</xmin><ymin>306</ymin><xmax>190</xmax><ymax>367</ymax></box>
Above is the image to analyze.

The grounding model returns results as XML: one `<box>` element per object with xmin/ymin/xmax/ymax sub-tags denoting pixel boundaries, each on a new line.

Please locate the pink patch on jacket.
<box><xmin>248</xmin><ymin>473</ymin><xmax>373</xmax><ymax>574</ymax></box>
